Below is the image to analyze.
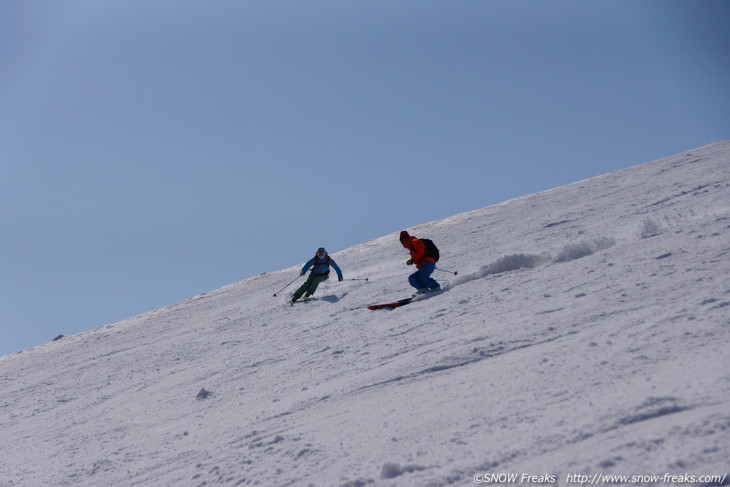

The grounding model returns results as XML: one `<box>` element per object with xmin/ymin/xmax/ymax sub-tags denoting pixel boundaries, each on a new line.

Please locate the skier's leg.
<box><xmin>306</xmin><ymin>274</ymin><xmax>329</xmax><ymax>296</ymax></box>
<box><xmin>409</xmin><ymin>271</ymin><xmax>425</xmax><ymax>291</ymax></box>
<box><xmin>418</xmin><ymin>262</ymin><xmax>440</xmax><ymax>290</ymax></box>
<box><xmin>293</xmin><ymin>273</ymin><xmax>316</xmax><ymax>301</ymax></box>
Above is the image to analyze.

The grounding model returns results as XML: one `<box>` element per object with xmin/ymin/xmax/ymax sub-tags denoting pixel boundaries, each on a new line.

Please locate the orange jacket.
<box><xmin>402</xmin><ymin>236</ymin><xmax>436</xmax><ymax>269</ymax></box>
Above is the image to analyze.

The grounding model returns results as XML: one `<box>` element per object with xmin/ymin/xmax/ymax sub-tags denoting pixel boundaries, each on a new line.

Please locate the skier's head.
<box><xmin>399</xmin><ymin>231</ymin><xmax>410</xmax><ymax>243</ymax></box>
<box><xmin>317</xmin><ymin>247</ymin><xmax>327</xmax><ymax>257</ymax></box>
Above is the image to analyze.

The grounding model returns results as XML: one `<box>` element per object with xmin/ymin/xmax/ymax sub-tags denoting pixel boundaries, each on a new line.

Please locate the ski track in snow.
<box><xmin>1</xmin><ymin>142</ymin><xmax>730</xmax><ymax>487</ymax></box>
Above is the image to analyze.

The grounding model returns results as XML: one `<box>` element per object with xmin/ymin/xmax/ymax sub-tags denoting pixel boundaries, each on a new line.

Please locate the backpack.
<box><xmin>420</xmin><ymin>238</ymin><xmax>440</xmax><ymax>262</ymax></box>
<box><xmin>313</xmin><ymin>255</ymin><xmax>331</xmax><ymax>275</ymax></box>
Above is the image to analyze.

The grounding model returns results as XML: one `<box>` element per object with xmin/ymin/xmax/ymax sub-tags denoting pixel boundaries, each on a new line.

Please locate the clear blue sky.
<box><xmin>1</xmin><ymin>0</ymin><xmax>728</xmax><ymax>356</ymax></box>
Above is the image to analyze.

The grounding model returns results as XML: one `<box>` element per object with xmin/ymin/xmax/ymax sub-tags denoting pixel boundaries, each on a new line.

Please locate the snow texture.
<box><xmin>1</xmin><ymin>142</ymin><xmax>729</xmax><ymax>487</ymax></box>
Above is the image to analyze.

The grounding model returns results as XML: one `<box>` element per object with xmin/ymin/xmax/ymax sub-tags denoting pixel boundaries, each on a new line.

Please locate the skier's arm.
<box><xmin>330</xmin><ymin>259</ymin><xmax>343</xmax><ymax>280</ymax></box>
<box><xmin>300</xmin><ymin>258</ymin><xmax>315</xmax><ymax>275</ymax></box>
<box><xmin>410</xmin><ymin>239</ymin><xmax>426</xmax><ymax>264</ymax></box>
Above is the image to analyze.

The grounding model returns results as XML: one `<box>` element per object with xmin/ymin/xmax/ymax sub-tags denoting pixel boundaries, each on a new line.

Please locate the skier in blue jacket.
<box><xmin>291</xmin><ymin>248</ymin><xmax>343</xmax><ymax>305</ymax></box>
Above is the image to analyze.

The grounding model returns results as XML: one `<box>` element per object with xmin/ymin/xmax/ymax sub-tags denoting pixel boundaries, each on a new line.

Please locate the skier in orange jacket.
<box><xmin>400</xmin><ymin>230</ymin><xmax>440</xmax><ymax>294</ymax></box>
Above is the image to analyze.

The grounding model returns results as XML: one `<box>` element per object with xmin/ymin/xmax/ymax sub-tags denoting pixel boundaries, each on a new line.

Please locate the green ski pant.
<box><xmin>293</xmin><ymin>273</ymin><xmax>329</xmax><ymax>300</ymax></box>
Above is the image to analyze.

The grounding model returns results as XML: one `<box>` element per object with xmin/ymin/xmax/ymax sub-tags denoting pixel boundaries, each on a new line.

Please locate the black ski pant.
<box><xmin>293</xmin><ymin>273</ymin><xmax>329</xmax><ymax>300</ymax></box>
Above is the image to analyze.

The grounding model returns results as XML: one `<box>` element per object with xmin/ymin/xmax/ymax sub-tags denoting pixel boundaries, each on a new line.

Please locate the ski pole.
<box><xmin>435</xmin><ymin>266</ymin><xmax>458</xmax><ymax>275</ymax></box>
<box><xmin>273</xmin><ymin>275</ymin><xmax>302</xmax><ymax>297</ymax></box>
<box><xmin>342</xmin><ymin>278</ymin><xmax>369</xmax><ymax>282</ymax></box>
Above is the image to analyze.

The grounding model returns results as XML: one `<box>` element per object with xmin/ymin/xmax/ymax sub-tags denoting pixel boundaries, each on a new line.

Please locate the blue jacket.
<box><xmin>301</xmin><ymin>253</ymin><xmax>343</xmax><ymax>279</ymax></box>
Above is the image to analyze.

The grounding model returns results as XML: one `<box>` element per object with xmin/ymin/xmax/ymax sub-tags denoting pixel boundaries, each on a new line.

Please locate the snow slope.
<box><xmin>1</xmin><ymin>142</ymin><xmax>729</xmax><ymax>487</ymax></box>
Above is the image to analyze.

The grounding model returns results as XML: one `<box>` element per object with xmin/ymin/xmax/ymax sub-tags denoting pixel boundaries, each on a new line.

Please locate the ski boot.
<box><xmin>413</xmin><ymin>288</ymin><xmax>429</xmax><ymax>297</ymax></box>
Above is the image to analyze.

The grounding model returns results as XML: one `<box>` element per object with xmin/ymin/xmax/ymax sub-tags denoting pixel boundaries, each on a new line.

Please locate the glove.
<box><xmin>339</xmin><ymin>277</ymin><xmax>343</xmax><ymax>282</ymax></box>
<box><xmin>300</xmin><ymin>272</ymin><xmax>305</xmax><ymax>276</ymax></box>
<box><xmin>406</xmin><ymin>259</ymin><xmax>414</xmax><ymax>266</ymax></box>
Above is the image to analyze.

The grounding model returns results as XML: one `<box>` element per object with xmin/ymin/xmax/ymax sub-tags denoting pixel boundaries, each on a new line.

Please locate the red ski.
<box><xmin>367</xmin><ymin>298</ymin><xmax>413</xmax><ymax>310</ymax></box>
<box><xmin>368</xmin><ymin>288</ymin><xmax>445</xmax><ymax>310</ymax></box>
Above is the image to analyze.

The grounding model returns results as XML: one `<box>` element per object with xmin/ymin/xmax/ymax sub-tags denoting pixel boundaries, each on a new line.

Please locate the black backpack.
<box><xmin>420</xmin><ymin>238</ymin><xmax>440</xmax><ymax>262</ymax></box>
